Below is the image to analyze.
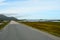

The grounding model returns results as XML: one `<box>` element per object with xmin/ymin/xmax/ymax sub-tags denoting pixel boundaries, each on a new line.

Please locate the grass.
<box><xmin>20</xmin><ymin>22</ymin><xmax>60</xmax><ymax>37</ymax></box>
<box><xmin>0</xmin><ymin>21</ymin><xmax>10</xmax><ymax>30</ymax></box>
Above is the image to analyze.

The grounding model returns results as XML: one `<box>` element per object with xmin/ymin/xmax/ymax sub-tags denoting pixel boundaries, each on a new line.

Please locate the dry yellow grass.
<box><xmin>21</xmin><ymin>22</ymin><xmax>60</xmax><ymax>37</ymax></box>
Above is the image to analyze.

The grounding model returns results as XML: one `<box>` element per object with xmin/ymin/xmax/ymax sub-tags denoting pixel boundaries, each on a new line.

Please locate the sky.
<box><xmin>0</xmin><ymin>0</ymin><xmax>60</xmax><ymax>19</ymax></box>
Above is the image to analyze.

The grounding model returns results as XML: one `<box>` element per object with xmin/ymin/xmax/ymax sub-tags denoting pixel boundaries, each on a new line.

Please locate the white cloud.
<box><xmin>0</xmin><ymin>5</ymin><xmax>59</xmax><ymax>14</ymax></box>
<box><xmin>0</xmin><ymin>0</ymin><xmax>60</xmax><ymax>17</ymax></box>
<box><xmin>0</xmin><ymin>0</ymin><xmax>6</xmax><ymax>5</ymax></box>
<box><xmin>0</xmin><ymin>0</ymin><xmax>59</xmax><ymax>7</ymax></box>
<box><xmin>0</xmin><ymin>0</ymin><xmax>5</xmax><ymax>3</ymax></box>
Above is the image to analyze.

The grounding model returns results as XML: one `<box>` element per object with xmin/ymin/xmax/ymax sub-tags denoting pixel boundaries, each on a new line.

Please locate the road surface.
<box><xmin>0</xmin><ymin>21</ymin><xmax>60</xmax><ymax>40</ymax></box>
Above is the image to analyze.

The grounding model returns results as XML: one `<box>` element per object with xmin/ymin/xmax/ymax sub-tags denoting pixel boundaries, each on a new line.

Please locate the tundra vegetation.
<box><xmin>0</xmin><ymin>20</ymin><xmax>10</xmax><ymax>30</ymax></box>
<box><xmin>19</xmin><ymin>21</ymin><xmax>60</xmax><ymax>37</ymax></box>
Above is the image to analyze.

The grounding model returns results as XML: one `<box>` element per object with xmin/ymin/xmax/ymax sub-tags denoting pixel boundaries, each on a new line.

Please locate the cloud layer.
<box><xmin>0</xmin><ymin>0</ymin><xmax>60</xmax><ymax>19</ymax></box>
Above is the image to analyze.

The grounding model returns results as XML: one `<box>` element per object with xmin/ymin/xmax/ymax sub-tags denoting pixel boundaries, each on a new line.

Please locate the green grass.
<box><xmin>21</xmin><ymin>22</ymin><xmax>60</xmax><ymax>37</ymax></box>
<box><xmin>0</xmin><ymin>21</ymin><xmax>10</xmax><ymax>30</ymax></box>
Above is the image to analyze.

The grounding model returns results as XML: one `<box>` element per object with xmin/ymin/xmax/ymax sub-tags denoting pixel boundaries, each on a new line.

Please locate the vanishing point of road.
<box><xmin>0</xmin><ymin>21</ymin><xmax>60</xmax><ymax>40</ymax></box>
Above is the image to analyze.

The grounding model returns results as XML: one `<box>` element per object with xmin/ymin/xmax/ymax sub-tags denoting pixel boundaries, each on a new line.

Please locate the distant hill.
<box><xmin>18</xmin><ymin>19</ymin><xmax>60</xmax><ymax>22</ymax></box>
<box><xmin>8</xmin><ymin>17</ymin><xmax>18</xmax><ymax>21</ymax></box>
<box><xmin>0</xmin><ymin>14</ymin><xmax>18</xmax><ymax>21</ymax></box>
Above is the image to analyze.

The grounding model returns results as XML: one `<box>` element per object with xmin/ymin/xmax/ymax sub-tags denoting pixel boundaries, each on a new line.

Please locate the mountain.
<box><xmin>0</xmin><ymin>14</ymin><xmax>8</xmax><ymax>20</ymax></box>
<box><xmin>8</xmin><ymin>17</ymin><xmax>18</xmax><ymax>21</ymax></box>
<box><xmin>0</xmin><ymin>14</ymin><xmax>18</xmax><ymax>21</ymax></box>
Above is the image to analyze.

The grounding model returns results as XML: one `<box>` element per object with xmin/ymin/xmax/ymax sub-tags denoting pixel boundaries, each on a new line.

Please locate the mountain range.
<box><xmin>0</xmin><ymin>14</ymin><xmax>18</xmax><ymax>21</ymax></box>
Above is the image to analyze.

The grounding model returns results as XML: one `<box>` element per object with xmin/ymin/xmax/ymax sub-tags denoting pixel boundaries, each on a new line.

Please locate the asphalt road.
<box><xmin>0</xmin><ymin>21</ymin><xmax>60</xmax><ymax>40</ymax></box>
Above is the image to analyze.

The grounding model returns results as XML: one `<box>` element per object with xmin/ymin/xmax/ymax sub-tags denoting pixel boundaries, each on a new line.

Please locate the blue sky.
<box><xmin>0</xmin><ymin>0</ymin><xmax>60</xmax><ymax>19</ymax></box>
